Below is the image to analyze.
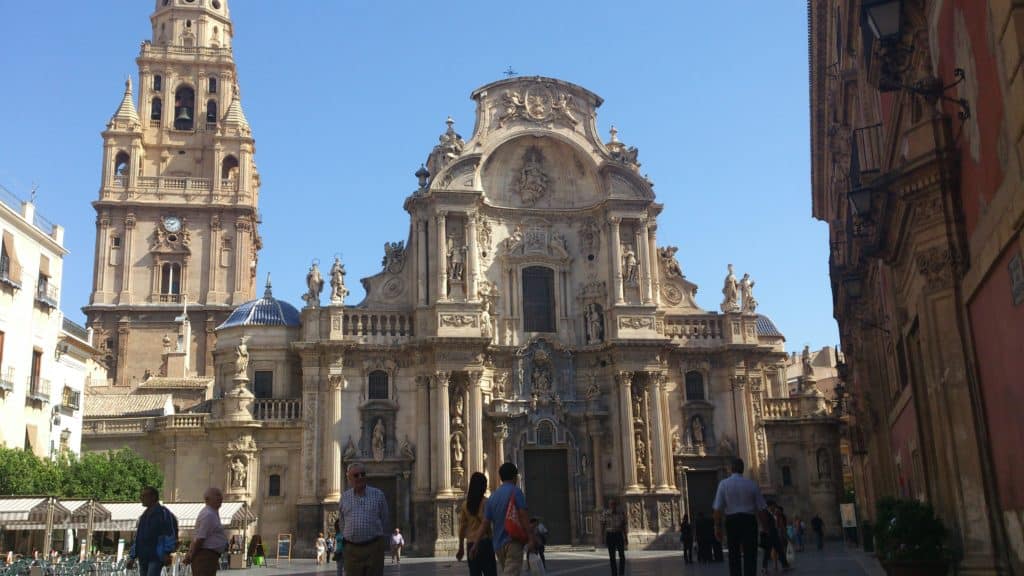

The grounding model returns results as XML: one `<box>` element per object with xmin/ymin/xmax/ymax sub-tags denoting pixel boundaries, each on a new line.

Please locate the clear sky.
<box><xmin>0</xmin><ymin>0</ymin><xmax>838</xmax><ymax>353</ymax></box>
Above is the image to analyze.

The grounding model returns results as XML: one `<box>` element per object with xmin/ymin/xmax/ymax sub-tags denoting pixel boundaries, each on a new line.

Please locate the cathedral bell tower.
<box><xmin>85</xmin><ymin>0</ymin><xmax>261</xmax><ymax>386</ymax></box>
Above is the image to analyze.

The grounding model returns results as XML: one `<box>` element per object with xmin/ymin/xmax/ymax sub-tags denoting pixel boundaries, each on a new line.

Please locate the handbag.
<box><xmin>786</xmin><ymin>542</ymin><xmax>796</xmax><ymax>564</ymax></box>
<box><xmin>504</xmin><ymin>497</ymin><xmax>530</xmax><ymax>544</ymax></box>
<box><xmin>524</xmin><ymin>551</ymin><xmax>546</xmax><ymax>575</ymax></box>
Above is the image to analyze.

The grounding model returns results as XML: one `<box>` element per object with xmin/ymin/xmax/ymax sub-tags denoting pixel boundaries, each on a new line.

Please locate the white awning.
<box><xmin>0</xmin><ymin>498</ymin><xmax>72</xmax><ymax>528</ymax></box>
<box><xmin>61</xmin><ymin>500</ymin><xmax>112</xmax><ymax>525</ymax></box>
<box><xmin>91</xmin><ymin>502</ymin><xmax>255</xmax><ymax>532</ymax></box>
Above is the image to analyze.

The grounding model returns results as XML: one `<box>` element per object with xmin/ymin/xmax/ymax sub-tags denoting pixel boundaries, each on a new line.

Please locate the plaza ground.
<box><xmin>236</xmin><ymin>542</ymin><xmax>884</xmax><ymax>575</ymax></box>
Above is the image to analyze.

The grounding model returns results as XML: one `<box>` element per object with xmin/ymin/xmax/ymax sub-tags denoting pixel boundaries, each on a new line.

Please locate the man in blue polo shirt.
<box><xmin>474</xmin><ymin>462</ymin><xmax>536</xmax><ymax>576</ymax></box>
<box><xmin>713</xmin><ymin>458</ymin><xmax>770</xmax><ymax>576</ymax></box>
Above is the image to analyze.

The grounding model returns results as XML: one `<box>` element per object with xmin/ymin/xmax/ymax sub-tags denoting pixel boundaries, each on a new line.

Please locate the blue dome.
<box><xmin>218</xmin><ymin>277</ymin><xmax>301</xmax><ymax>329</ymax></box>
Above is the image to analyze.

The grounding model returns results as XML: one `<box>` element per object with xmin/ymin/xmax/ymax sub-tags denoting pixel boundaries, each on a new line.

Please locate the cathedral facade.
<box><xmin>82</xmin><ymin>0</ymin><xmax>842</xmax><ymax>556</ymax></box>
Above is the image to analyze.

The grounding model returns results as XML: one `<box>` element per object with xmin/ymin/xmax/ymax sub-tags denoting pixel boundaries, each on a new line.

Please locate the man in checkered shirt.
<box><xmin>338</xmin><ymin>462</ymin><xmax>389</xmax><ymax>576</ymax></box>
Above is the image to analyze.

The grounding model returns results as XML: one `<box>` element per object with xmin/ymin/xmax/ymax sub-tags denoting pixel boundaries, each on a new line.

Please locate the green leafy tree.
<box><xmin>0</xmin><ymin>447</ymin><xmax>62</xmax><ymax>495</ymax></box>
<box><xmin>62</xmin><ymin>449</ymin><xmax>163</xmax><ymax>500</ymax></box>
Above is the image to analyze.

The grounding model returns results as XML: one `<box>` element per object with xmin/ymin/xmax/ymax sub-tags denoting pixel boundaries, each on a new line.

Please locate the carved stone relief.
<box><xmin>578</xmin><ymin>218</ymin><xmax>601</xmax><ymax>256</ymax></box>
<box><xmin>381</xmin><ymin>241</ymin><xmax>406</xmax><ymax>274</ymax></box>
<box><xmin>618</xmin><ymin>316</ymin><xmax>654</xmax><ymax>330</ymax></box>
<box><xmin>440</xmin><ymin>314</ymin><xmax>477</xmax><ymax>328</ymax></box>
<box><xmin>495</xmin><ymin>86</ymin><xmax>580</xmax><ymax>129</ymax></box>
<box><xmin>658</xmin><ymin>246</ymin><xmax>684</xmax><ymax>278</ymax></box>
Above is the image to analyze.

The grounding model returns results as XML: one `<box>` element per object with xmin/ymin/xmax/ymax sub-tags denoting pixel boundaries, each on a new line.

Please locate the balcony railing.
<box><xmin>61</xmin><ymin>388</ymin><xmax>81</xmax><ymax>411</ymax></box>
<box><xmin>250</xmin><ymin>398</ymin><xmax>302</xmax><ymax>421</ymax></box>
<box><xmin>156</xmin><ymin>414</ymin><xmax>207</xmax><ymax>429</ymax></box>
<box><xmin>0</xmin><ymin>257</ymin><xmax>22</xmax><ymax>289</ymax></box>
<box><xmin>141</xmin><ymin>43</ymin><xmax>232</xmax><ymax>58</ymax></box>
<box><xmin>138</xmin><ymin>176</ymin><xmax>212</xmax><ymax>192</ymax></box>
<box><xmin>36</xmin><ymin>280</ymin><xmax>59</xmax><ymax>308</ymax></box>
<box><xmin>0</xmin><ymin>368</ymin><xmax>14</xmax><ymax>393</ymax></box>
<box><xmin>763</xmin><ymin>396</ymin><xmax>833</xmax><ymax>420</ymax></box>
<box><xmin>158</xmin><ymin>293</ymin><xmax>184</xmax><ymax>303</ymax></box>
<box><xmin>850</xmin><ymin>123</ymin><xmax>883</xmax><ymax>191</ymax></box>
<box><xmin>663</xmin><ymin>316</ymin><xmax>724</xmax><ymax>343</ymax></box>
<box><xmin>26</xmin><ymin>378</ymin><xmax>50</xmax><ymax>403</ymax></box>
<box><xmin>344</xmin><ymin>311</ymin><xmax>415</xmax><ymax>344</ymax></box>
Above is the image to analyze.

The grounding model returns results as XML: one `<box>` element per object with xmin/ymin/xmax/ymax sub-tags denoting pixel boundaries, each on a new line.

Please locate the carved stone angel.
<box><xmin>303</xmin><ymin>261</ymin><xmax>324</xmax><ymax>306</ymax></box>
<box><xmin>329</xmin><ymin>256</ymin><xmax>348</xmax><ymax>304</ymax></box>
<box><xmin>720</xmin><ymin>263</ymin><xmax>739</xmax><ymax>312</ymax></box>
<box><xmin>740</xmin><ymin>273</ymin><xmax>758</xmax><ymax>313</ymax></box>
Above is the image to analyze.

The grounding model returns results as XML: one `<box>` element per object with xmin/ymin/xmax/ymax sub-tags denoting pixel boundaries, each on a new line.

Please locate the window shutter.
<box><xmin>2</xmin><ymin>230</ymin><xmax>22</xmax><ymax>283</ymax></box>
<box><xmin>39</xmin><ymin>254</ymin><xmax>50</xmax><ymax>277</ymax></box>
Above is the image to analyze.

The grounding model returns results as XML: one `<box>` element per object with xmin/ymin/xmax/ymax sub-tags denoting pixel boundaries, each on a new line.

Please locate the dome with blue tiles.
<box><xmin>218</xmin><ymin>276</ymin><xmax>301</xmax><ymax>329</ymax></box>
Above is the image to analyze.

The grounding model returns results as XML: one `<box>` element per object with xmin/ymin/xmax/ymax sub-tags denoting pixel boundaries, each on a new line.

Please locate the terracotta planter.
<box><xmin>881</xmin><ymin>559</ymin><xmax>949</xmax><ymax>576</ymax></box>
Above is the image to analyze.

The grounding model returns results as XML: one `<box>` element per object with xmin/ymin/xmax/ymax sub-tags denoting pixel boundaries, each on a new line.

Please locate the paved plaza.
<box><xmin>235</xmin><ymin>542</ymin><xmax>884</xmax><ymax>576</ymax></box>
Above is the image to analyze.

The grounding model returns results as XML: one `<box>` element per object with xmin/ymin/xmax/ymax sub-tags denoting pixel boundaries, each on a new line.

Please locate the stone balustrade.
<box><xmin>138</xmin><ymin>176</ymin><xmax>212</xmax><ymax>191</ymax></box>
<box><xmin>344</xmin><ymin>311</ymin><xmax>414</xmax><ymax>344</ymax></box>
<box><xmin>83</xmin><ymin>418</ymin><xmax>154</xmax><ymax>435</ymax></box>
<box><xmin>763</xmin><ymin>396</ymin><xmax>832</xmax><ymax>420</ymax></box>
<box><xmin>663</xmin><ymin>315</ymin><xmax>724</xmax><ymax>343</ymax></box>
<box><xmin>251</xmin><ymin>398</ymin><xmax>302</xmax><ymax>421</ymax></box>
<box><xmin>158</xmin><ymin>414</ymin><xmax>207</xmax><ymax>429</ymax></box>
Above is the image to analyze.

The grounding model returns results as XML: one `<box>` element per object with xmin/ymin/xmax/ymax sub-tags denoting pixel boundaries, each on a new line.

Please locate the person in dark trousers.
<box><xmin>811</xmin><ymin>514</ymin><xmax>824</xmax><ymax>551</ymax></box>
<box><xmin>712</xmin><ymin>458</ymin><xmax>770</xmax><ymax>576</ymax></box>
<box><xmin>457</xmin><ymin>472</ymin><xmax>498</xmax><ymax>576</ymax></box>
<box><xmin>126</xmin><ymin>486</ymin><xmax>178</xmax><ymax>576</ymax></box>
<box><xmin>601</xmin><ymin>499</ymin><xmax>627</xmax><ymax>576</ymax></box>
<box><xmin>680</xmin><ymin>515</ymin><xmax>693</xmax><ymax>564</ymax></box>
<box><xmin>762</xmin><ymin>502</ymin><xmax>790</xmax><ymax>573</ymax></box>
<box><xmin>695</xmin><ymin>512</ymin><xmax>714</xmax><ymax>563</ymax></box>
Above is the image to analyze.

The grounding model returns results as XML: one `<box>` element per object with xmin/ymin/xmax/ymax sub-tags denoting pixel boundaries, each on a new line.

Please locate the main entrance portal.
<box><xmin>524</xmin><ymin>449</ymin><xmax>571</xmax><ymax>544</ymax></box>
<box><xmin>686</xmin><ymin>470</ymin><xmax>720</xmax><ymax>519</ymax></box>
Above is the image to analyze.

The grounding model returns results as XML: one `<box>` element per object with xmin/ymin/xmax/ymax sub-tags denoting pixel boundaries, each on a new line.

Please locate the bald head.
<box><xmin>204</xmin><ymin>487</ymin><xmax>224</xmax><ymax>509</ymax></box>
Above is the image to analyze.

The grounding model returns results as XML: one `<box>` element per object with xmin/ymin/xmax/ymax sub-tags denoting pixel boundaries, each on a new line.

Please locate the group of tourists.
<box><xmin>127</xmin><ymin>485</ymin><xmax>226</xmax><ymax>576</ymax></box>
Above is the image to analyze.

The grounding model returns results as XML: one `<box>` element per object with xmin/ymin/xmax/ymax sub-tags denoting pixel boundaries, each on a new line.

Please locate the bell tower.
<box><xmin>85</xmin><ymin>0</ymin><xmax>260</xmax><ymax>386</ymax></box>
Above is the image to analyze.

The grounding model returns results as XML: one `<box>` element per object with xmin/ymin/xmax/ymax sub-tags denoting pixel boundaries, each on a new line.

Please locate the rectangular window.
<box><xmin>253</xmin><ymin>370</ymin><xmax>273</xmax><ymax>399</ymax></box>
<box><xmin>782</xmin><ymin>465</ymin><xmax>793</xmax><ymax>487</ymax></box>
<box><xmin>268</xmin><ymin>474</ymin><xmax>281</xmax><ymax>497</ymax></box>
<box><xmin>30</xmin><ymin>349</ymin><xmax>42</xmax><ymax>392</ymax></box>
<box><xmin>0</xmin><ymin>330</ymin><xmax>4</xmax><ymax>370</ymax></box>
<box><xmin>522</xmin><ymin>266</ymin><xmax>555</xmax><ymax>332</ymax></box>
<box><xmin>1</xmin><ymin>230</ymin><xmax>22</xmax><ymax>285</ymax></box>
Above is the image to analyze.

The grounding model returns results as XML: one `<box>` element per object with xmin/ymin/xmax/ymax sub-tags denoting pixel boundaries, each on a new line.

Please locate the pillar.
<box><xmin>436</xmin><ymin>212</ymin><xmax>448</xmax><ymax>301</ymax></box>
<box><xmin>468</xmin><ymin>371</ymin><xmax>484</xmax><ymax>476</ymax></box>
<box><xmin>323</xmin><ymin>370</ymin><xmax>343</xmax><ymax>502</ymax></box>
<box><xmin>298</xmin><ymin>350</ymin><xmax>321</xmax><ymax>504</ymax></box>
<box><xmin>94</xmin><ymin>213</ymin><xmax>110</xmax><ymax>296</ymax></box>
<box><xmin>617</xmin><ymin>372</ymin><xmax>640</xmax><ymax>492</ymax></box>
<box><xmin>118</xmin><ymin>213</ymin><xmax>136</xmax><ymax>303</ymax></box>
<box><xmin>658</xmin><ymin>373</ymin><xmax>675</xmax><ymax>489</ymax></box>
<box><xmin>637</xmin><ymin>219</ymin><xmax>652</xmax><ymax>304</ymax></box>
<box><xmin>493</xmin><ymin>423</ymin><xmax>508</xmax><ymax>492</ymax></box>
<box><xmin>648</xmin><ymin>372</ymin><xmax>670</xmax><ymax>491</ymax></box>
<box><xmin>233</xmin><ymin>216</ymin><xmax>250</xmax><ymax>303</ymax></box>
<box><xmin>415</xmin><ymin>375</ymin><xmax>431</xmax><ymax>495</ymax></box>
<box><xmin>648</xmin><ymin>222</ymin><xmax>661</xmax><ymax>306</ymax></box>
<box><xmin>588</xmin><ymin>417</ymin><xmax>605</xmax><ymax>510</ymax></box>
<box><xmin>433</xmin><ymin>371</ymin><xmax>453</xmax><ymax>495</ymax></box>
<box><xmin>415</xmin><ymin>218</ymin><xmax>426</xmax><ymax>306</ymax></box>
<box><xmin>466</xmin><ymin>213</ymin><xmax>479</xmax><ymax>300</ymax></box>
<box><xmin>207</xmin><ymin>214</ymin><xmax>221</xmax><ymax>301</ymax></box>
<box><xmin>609</xmin><ymin>217</ymin><xmax>624</xmax><ymax>304</ymax></box>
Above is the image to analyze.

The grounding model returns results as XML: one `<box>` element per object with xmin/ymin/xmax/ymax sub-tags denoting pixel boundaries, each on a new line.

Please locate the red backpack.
<box><xmin>504</xmin><ymin>496</ymin><xmax>530</xmax><ymax>544</ymax></box>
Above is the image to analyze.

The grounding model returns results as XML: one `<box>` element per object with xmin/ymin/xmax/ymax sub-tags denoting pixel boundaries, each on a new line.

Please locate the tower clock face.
<box><xmin>163</xmin><ymin>216</ymin><xmax>182</xmax><ymax>233</ymax></box>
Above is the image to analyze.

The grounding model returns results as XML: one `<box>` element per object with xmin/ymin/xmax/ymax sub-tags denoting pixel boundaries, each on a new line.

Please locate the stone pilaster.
<box><xmin>617</xmin><ymin>372</ymin><xmax>640</xmax><ymax>492</ymax></box>
<box><xmin>436</xmin><ymin>212</ymin><xmax>447</xmax><ymax>301</ymax></box>
<box><xmin>493</xmin><ymin>423</ymin><xmax>508</xmax><ymax>492</ymax></box>
<box><xmin>648</xmin><ymin>372</ymin><xmax>670</xmax><ymax>491</ymax></box>
<box><xmin>118</xmin><ymin>213</ymin><xmax>135</xmax><ymax>303</ymax></box>
<box><xmin>323</xmin><ymin>367</ymin><xmax>344</xmax><ymax>502</ymax></box>
<box><xmin>609</xmin><ymin>217</ymin><xmax>624</xmax><ymax>304</ymax></box>
<box><xmin>433</xmin><ymin>370</ymin><xmax>453</xmax><ymax>495</ymax></box>
<box><xmin>468</xmin><ymin>371</ymin><xmax>483</xmax><ymax>476</ymax></box>
<box><xmin>637</xmin><ymin>219</ymin><xmax>652</xmax><ymax>303</ymax></box>
<box><xmin>415</xmin><ymin>375</ymin><xmax>431</xmax><ymax>496</ymax></box>
<box><xmin>648</xmin><ymin>222</ymin><xmax>660</xmax><ymax>306</ymax></box>
<box><xmin>466</xmin><ymin>213</ymin><xmax>479</xmax><ymax>300</ymax></box>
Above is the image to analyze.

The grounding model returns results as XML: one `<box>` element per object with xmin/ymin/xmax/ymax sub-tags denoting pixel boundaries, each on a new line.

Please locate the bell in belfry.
<box><xmin>175</xmin><ymin>106</ymin><xmax>192</xmax><ymax>122</ymax></box>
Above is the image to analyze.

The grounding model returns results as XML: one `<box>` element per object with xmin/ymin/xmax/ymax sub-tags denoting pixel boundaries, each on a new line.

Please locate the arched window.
<box><xmin>150</xmin><ymin>97</ymin><xmax>162</xmax><ymax>121</ymax></box>
<box><xmin>221</xmin><ymin>155</ymin><xmax>240</xmax><ymax>180</ymax></box>
<box><xmin>208</xmin><ymin>77</ymin><xmax>218</xmax><ymax>94</ymax></box>
<box><xmin>368</xmin><ymin>370</ymin><xmax>388</xmax><ymax>400</ymax></box>
<box><xmin>817</xmin><ymin>448</ymin><xmax>832</xmax><ymax>480</ymax></box>
<box><xmin>153</xmin><ymin>75</ymin><xmax>162</xmax><ymax>91</ymax></box>
<box><xmin>113</xmin><ymin>152</ymin><xmax>130</xmax><ymax>178</ymax></box>
<box><xmin>268</xmin><ymin>474</ymin><xmax>281</xmax><ymax>497</ymax></box>
<box><xmin>173</xmin><ymin>85</ymin><xmax>195</xmax><ymax>130</ymax></box>
<box><xmin>522</xmin><ymin>266</ymin><xmax>555</xmax><ymax>332</ymax></box>
<box><xmin>536</xmin><ymin>421</ymin><xmax>555</xmax><ymax>446</ymax></box>
<box><xmin>206</xmin><ymin>100</ymin><xmax>218</xmax><ymax>125</ymax></box>
<box><xmin>685</xmin><ymin>371</ymin><xmax>705</xmax><ymax>401</ymax></box>
<box><xmin>160</xmin><ymin>262</ymin><xmax>181</xmax><ymax>295</ymax></box>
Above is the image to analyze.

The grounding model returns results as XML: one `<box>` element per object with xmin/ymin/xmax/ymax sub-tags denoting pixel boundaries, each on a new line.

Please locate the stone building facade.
<box><xmin>83</xmin><ymin>1</ymin><xmax>842</xmax><ymax>556</ymax></box>
<box><xmin>809</xmin><ymin>0</ymin><xmax>1024</xmax><ymax>572</ymax></box>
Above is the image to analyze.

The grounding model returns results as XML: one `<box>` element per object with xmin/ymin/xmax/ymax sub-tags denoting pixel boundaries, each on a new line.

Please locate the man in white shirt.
<box><xmin>712</xmin><ymin>458</ymin><xmax>769</xmax><ymax>576</ymax></box>
<box><xmin>184</xmin><ymin>487</ymin><xmax>228</xmax><ymax>576</ymax></box>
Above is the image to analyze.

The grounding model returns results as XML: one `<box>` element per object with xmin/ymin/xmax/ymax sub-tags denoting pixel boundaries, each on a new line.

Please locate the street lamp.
<box><xmin>842</xmin><ymin>275</ymin><xmax>865</xmax><ymax>299</ymax></box>
<box><xmin>848</xmin><ymin>186</ymin><xmax>874</xmax><ymax>219</ymax></box>
<box><xmin>862</xmin><ymin>0</ymin><xmax>903</xmax><ymax>43</ymax></box>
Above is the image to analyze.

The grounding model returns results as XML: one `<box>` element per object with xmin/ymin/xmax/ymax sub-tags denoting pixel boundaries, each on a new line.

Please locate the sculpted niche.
<box><xmin>480</xmin><ymin>137</ymin><xmax>602</xmax><ymax>209</ymax></box>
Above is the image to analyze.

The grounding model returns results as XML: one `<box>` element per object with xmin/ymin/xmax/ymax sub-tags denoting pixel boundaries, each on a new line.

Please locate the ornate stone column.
<box><xmin>415</xmin><ymin>218</ymin><xmax>426</xmax><ymax>305</ymax></box>
<box><xmin>493</xmin><ymin>422</ymin><xmax>508</xmax><ymax>492</ymax></box>
<box><xmin>415</xmin><ymin>375</ymin><xmax>431</xmax><ymax>496</ymax></box>
<box><xmin>468</xmin><ymin>371</ymin><xmax>484</xmax><ymax>476</ymax></box>
<box><xmin>433</xmin><ymin>370</ymin><xmax>453</xmax><ymax>495</ymax></box>
<box><xmin>323</xmin><ymin>369</ymin><xmax>344</xmax><ymax>502</ymax></box>
<box><xmin>648</xmin><ymin>372</ymin><xmax>670</xmax><ymax>491</ymax></box>
<box><xmin>233</xmin><ymin>216</ymin><xmax>251</xmax><ymax>303</ymax></box>
<box><xmin>298</xmin><ymin>349</ymin><xmax>321</xmax><ymax>504</ymax></box>
<box><xmin>609</xmin><ymin>217</ymin><xmax>624</xmax><ymax>304</ymax></box>
<box><xmin>637</xmin><ymin>219</ymin><xmax>652</xmax><ymax>304</ymax></box>
<box><xmin>119</xmin><ymin>213</ymin><xmax>136</xmax><ymax>303</ymax></box>
<box><xmin>436</xmin><ymin>212</ymin><xmax>448</xmax><ymax>301</ymax></box>
<box><xmin>617</xmin><ymin>372</ymin><xmax>640</xmax><ymax>492</ymax></box>
<box><xmin>94</xmin><ymin>213</ymin><xmax>110</xmax><ymax>296</ymax></box>
<box><xmin>207</xmin><ymin>214</ymin><xmax>222</xmax><ymax>302</ymax></box>
<box><xmin>648</xmin><ymin>222</ymin><xmax>661</xmax><ymax>306</ymax></box>
<box><xmin>466</xmin><ymin>213</ymin><xmax>479</xmax><ymax>300</ymax></box>
<box><xmin>587</xmin><ymin>417</ymin><xmax>605</xmax><ymax>509</ymax></box>
<box><xmin>658</xmin><ymin>373</ymin><xmax>675</xmax><ymax>489</ymax></box>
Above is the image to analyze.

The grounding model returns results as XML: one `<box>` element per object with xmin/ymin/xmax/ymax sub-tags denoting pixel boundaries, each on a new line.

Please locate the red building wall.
<box><xmin>889</xmin><ymin>397</ymin><xmax>921</xmax><ymax>500</ymax></box>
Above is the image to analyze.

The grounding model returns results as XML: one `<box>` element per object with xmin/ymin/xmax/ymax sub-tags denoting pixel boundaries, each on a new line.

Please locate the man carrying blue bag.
<box><xmin>127</xmin><ymin>486</ymin><xmax>179</xmax><ymax>576</ymax></box>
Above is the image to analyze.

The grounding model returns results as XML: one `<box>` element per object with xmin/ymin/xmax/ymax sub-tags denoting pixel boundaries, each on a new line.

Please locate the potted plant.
<box><xmin>873</xmin><ymin>498</ymin><xmax>950</xmax><ymax>576</ymax></box>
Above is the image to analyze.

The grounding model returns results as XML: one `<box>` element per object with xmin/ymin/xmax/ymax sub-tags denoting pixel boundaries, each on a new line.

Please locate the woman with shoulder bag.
<box><xmin>456</xmin><ymin>472</ymin><xmax>497</xmax><ymax>576</ymax></box>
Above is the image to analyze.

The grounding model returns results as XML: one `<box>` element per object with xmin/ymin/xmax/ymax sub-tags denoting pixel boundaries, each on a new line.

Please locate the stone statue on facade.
<box><xmin>400</xmin><ymin>436</ymin><xmax>415</xmax><ymax>460</ymax></box>
<box><xmin>515</xmin><ymin>147</ymin><xmax>550</xmax><ymax>206</ymax></box>
<box><xmin>303</xmin><ymin>260</ymin><xmax>324</xmax><ymax>307</ymax></box>
<box><xmin>372</xmin><ymin>418</ymin><xmax>386</xmax><ymax>462</ymax></box>
<box><xmin>446</xmin><ymin>237</ymin><xmax>465</xmax><ymax>281</ymax></box>
<box><xmin>691</xmin><ymin>415</ymin><xmax>706</xmax><ymax>445</ymax></box>
<box><xmin>230</xmin><ymin>457</ymin><xmax>247</xmax><ymax>488</ymax></box>
<box><xmin>622</xmin><ymin>246</ymin><xmax>639</xmax><ymax>286</ymax></box>
<box><xmin>452</xmin><ymin>433</ymin><xmax>464</xmax><ymax>465</ymax></box>
<box><xmin>817</xmin><ymin>449</ymin><xmax>832</xmax><ymax>480</ymax></box>
<box><xmin>740</xmin><ymin>273</ymin><xmax>758</xmax><ymax>313</ymax></box>
<box><xmin>453</xmin><ymin>395</ymin><xmax>464</xmax><ymax>426</ymax></box>
<box><xmin>234</xmin><ymin>335</ymin><xmax>250</xmax><ymax>379</ymax></box>
<box><xmin>720</xmin><ymin>263</ymin><xmax>739</xmax><ymax>312</ymax></box>
<box><xmin>329</xmin><ymin>256</ymin><xmax>348</xmax><ymax>304</ymax></box>
<box><xmin>659</xmin><ymin>246</ymin><xmax>684</xmax><ymax>278</ymax></box>
<box><xmin>585</xmin><ymin>303</ymin><xmax>604</xmax><ymax>344</ymax></box>
<box><xmin>343</xmin><ymin>437</ymin><xmax>357</xmax><ymax>460</ymax></box>
<box><xmin>802</xmin><ymin>345</ymin><xmax>814</xmax><ymax>377</ymax></box>
<box><xmin>381</xmin><ymin>241</ymin><xmax>406</xmax><ymax>274</ymax></box>
<box><xmin>672</xmin><ymin>431</ymin><xmax>682</xmax><ymax>455</ymax></box>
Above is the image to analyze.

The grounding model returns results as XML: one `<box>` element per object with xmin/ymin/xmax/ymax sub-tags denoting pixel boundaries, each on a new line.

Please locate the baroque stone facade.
<box><xmin>83</xmin><ymin>2</ymin><xmax>841</xmax><ymax>557</ymax></box>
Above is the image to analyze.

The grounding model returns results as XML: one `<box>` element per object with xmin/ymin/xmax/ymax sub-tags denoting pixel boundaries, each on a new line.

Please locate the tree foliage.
<box><xmin>0</xmin><ymin>447</ymin><xmax>162</xmax><ymax>500</ymax></box>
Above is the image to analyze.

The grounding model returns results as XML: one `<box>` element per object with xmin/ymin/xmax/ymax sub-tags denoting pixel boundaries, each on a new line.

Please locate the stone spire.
<box><xmin>109</xmin><ymin>76</ymin><xmax>140</xmax><ymax>128</ymax></box>
<box><xmin>221</xmin><ymin>92</ymin><xmax>250</xmax><ymax>133</ymax></box>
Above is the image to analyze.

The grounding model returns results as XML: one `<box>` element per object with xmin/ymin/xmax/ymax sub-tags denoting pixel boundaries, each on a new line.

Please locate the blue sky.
<box><xmin>0</xmin><ymin>1</ymin><xmax>838</xmax><ymax>352</ymax></box>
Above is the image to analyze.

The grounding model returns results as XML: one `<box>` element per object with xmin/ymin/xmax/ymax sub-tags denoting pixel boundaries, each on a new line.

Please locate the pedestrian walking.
<box><xmin>316</xmin><ymin>532</ymin><xmax>327</xmax><ymax>565</ymax></box>
<box><xmin>762</xmin><ymin>503</ymin><xmax>791</xmax><ymax>573</ymax></box>
<box><xmin>680</xmin><ymin>515</ymin><xmax>693</xmax><ymax>564</ymax></box>
<box><xmin>793</xmin><ymin>517</ymin><xmax>805</xmax><ymax>552</ymax></box>
<box><xmin>695</xmin><ymin>511</ymin><xmax>714</xmax><ymax>563</ymax></box>
<box><xmin>457</xmin><ymin>472</ymin><xmax>497</xmax><ymax>576</ymax></box>
<box><xmin>184</xmin><ymin>487</ymin><xmax>228</xmax><ymax>576</ymax></box>
<box><xmin>529</xmin><ymin>518</ymin><xmax>548</xmax><ymax>568</ymax></box>
<box><xmin>126</xmin><ymin>486</ymin><xmax>178</xmax><ymax>576</ymax></box>
<box><xmin>474</xmin><ymin>462</ymin><xmax>536</xmax><ymax>576</ymax></box>
<box><xmin>333</xmin><ymin>520</ymin><xmax>344</xmax><ymax>576</ymax></box>
<box><xmin>325</xmin><ymin>532</ymin><xmax>335</xmax><ymax>564</ymax></box>
<box><xmin>811</xmin><ymin>514</ymin><xmax>824</xmax><ymax>551</ymax></box>
<box><xmin>248</xmin><ymin>535</ymin><xmax>265</xmax><ymax>566</ymax></box>
<box><xmin>712</xmin><ymin>458</ymin><xmax>770</xmax><ymax>576</ymax></box>
<box><xmin>600</xmin><ymin>498</ymin><xmax>627</xmax><ymax>576</ymax></box>
<box><xmin>389</xmin><ymin>529</ymin><xmax>404</xmax><ymax>565</ymax></box>
<box><xmin>338</xmin><ymin>463</ymin><xmax>389</xmax><ymax>576</ymax></box>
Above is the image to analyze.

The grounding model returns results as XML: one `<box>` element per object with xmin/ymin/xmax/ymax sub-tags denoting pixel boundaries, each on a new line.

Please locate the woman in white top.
<box><xmin>315</xmin><ymin>532</ymin><xmax>327</xmax><ymax>565</ymax></box>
